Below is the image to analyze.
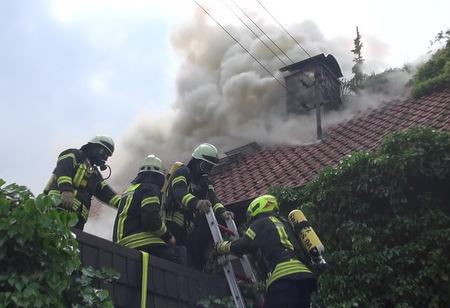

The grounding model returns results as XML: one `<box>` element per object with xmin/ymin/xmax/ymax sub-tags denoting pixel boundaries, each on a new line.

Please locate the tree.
<box><xmin>349</xmin><ymin>26</ymin><xmax>367</xmax><ymax>91</ymax></box>
<box><xmin>411</xmin><ymin>28</ymin><xmax>450</xmax><ymax>98</ymax></box>
<box><xmin>270</xmin><ymin>126</ymin><xmax>450</xmax><ymax>307</ymax></box>
<box><xmin>0</xmin><ymin>181</ymin><xmax>119</xmax><ymax>307</ymax></box>
<box><xmin>430</xmin><ymin>29</ymin><xmax>450</xmax><ymax>49</ymax></box>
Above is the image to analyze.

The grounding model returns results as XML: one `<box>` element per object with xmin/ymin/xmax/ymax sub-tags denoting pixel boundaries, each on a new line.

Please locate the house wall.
<box><xmin>72</xmin><ymin>229</ymin><xmax>229</xmax><ymax>308</ymax></box>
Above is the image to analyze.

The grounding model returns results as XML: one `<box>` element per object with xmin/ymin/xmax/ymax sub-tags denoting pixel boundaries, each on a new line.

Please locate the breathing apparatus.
<box><xmin>288</xmin><ymin>209</ymin><xmax>327</xmax><ymax>266</ymax></box>
<box><xmin>84</xmin><ymin>135</ymin><xmax>115</xmax><ymax>177</ymax></box>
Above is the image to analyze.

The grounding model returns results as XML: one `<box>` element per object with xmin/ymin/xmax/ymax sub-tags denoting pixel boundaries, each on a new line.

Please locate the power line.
<box><xmin>192</xmin><ymin>0</ymin><xmax>309</xmax><ymax>109</ymax></box>
<box><xmin>226</xmin><ymin>0</ymin><xmax>295</xmax><ymax>65</ymax></box>
<box><xmin>220</xmin><ymin>0</ymin><xmax>287</xmax><ymax>66</ymax></box>
<box><xmin>256</xmin><ymin>0</ymin><xmax>311</xmax><ymax>58</ymax></box>
<box><xmin>227</xmin><ymin>0</ymin><xmax>314</xmax><ymax>84</ymax></box>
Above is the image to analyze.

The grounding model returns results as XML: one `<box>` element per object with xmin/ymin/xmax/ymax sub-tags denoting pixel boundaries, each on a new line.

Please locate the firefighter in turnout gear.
<box><xmin>113</xmin><ymin>155</ymin><xmax>182</xmax><ymax>264</ymax></box>
<box><xmin>165</xmin><ymin>143</ymin><xmax>234</xmax><ymax>271</ymax></box>
<box><xmin>214</xmin><ymin>195</ymin><xmax>317</xmax><ymax>308</ymax></box>
<box><xmin>44</xmin><ymin>135</ymin><xmax>120</xmax><ymax>230</ymax></box>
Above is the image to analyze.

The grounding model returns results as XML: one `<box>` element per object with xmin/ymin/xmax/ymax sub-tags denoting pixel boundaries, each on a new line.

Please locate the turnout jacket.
<box><xmin>113</xmin><ymin>182</ymin><xmax>172</xmax><ymax>248</ymax></box>
<box><xmin>165</xmin><ymin>164</ymin><xmax>226</xmax><ymax>232</ymax></box>
<box><xmin>45</xmin><ymin>148</ymin><xmax>120</xmax><ymax>225</ymax></box>
<box><xmin>229</xmin><ymin>214</ymin><xmax>316</xmax><ymax>289</ymax></box>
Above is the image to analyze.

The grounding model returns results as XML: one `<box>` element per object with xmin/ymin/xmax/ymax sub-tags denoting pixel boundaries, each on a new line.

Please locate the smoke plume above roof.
<box><xmin>108</xmin><ymin>6</ymin><xmax>411</xmax><ymax>191</ymax></box>
<box><xmin>86</xmin><ymin>5</ymin><xmax>416</xmax><ymax>239</ymax></box>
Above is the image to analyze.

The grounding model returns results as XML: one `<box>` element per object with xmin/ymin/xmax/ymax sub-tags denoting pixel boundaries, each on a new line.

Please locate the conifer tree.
<box><xmin>350</xmin><ymin>26</ymin><xmax>366</xmax><ymax>91</ymax></box>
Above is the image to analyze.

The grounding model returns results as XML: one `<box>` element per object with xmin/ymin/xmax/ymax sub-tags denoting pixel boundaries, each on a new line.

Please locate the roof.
<box><xmin>212</xmin><ymin>87</ymin><xmax>450</xmax><ymax>206</ymax></box>
<box><xmin>279</xmin><ymin>53</ymin><xmax>344</xmax><ymax>78</ymax></box>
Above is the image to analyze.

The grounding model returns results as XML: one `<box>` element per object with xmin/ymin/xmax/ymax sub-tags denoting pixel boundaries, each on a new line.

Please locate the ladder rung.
<box><xmin>206</xmin><ymin>211</ymin><xmax>263</xmax><ymax>308</ymax></box>
<box><xmin>235</xmin><ymin>271</ymin><xmax>252</xmax><ymax>282</ymax></box>
<box><xmin>218</xmin><ymin>224</ymin><xmax>236</xmax><ymax>236</ymax></box>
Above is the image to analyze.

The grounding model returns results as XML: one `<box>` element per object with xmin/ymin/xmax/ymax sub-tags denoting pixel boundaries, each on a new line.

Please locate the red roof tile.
<box><xmin>212</xmin><ymin>87</ymin><xmax>450</xmax><ymax>207</ymax></box>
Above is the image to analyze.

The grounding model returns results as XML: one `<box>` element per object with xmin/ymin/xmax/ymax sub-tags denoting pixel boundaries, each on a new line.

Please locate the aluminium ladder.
<box><xmin>223</xmin><ymin>217</ymin><xmax>264</xmax><ymax>306</ymax></box>
<box><xmin>205</xmin><ymin>210</ymin><xmax>263</xmax><ymax>308</ymax></box>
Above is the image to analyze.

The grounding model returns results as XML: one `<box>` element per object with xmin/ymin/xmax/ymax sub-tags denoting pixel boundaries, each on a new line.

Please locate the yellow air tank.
<box><xmin>288</xmin><ymin>209</ymin><xmax>326</xmax><ymax>265</ymax></box>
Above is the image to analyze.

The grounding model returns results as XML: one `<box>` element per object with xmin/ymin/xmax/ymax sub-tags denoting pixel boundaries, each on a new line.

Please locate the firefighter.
<box><xmin>214</xmin><ymin>194</ymin><xmax>317</xmax><ymax>308</ymax></box>
<box><xmin>44</xmin><ymin>135</ymin><xmax>120</xmax><ymax>230</ymax></box>
<box><xmin>113</xmin><ymin>155</ymin><xmax>182</xmax><ymax>264</ymax></box>
<box><xmin>165</xmin><ymin>143</ymin><xmax>234</xmax><ymax>271</ymax></box>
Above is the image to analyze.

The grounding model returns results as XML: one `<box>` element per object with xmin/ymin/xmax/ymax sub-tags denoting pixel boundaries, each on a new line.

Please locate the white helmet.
<box><xmin>192</xmin><ymin>143</ymin><xmax>219</xmax><ymax>166</ymax></box>
<box><xmin>138</xmin><ymin>155</ymin><xmax>165</xmax><ymax>175</ymax></box>
<box><xmin>88</xmin><ymin>135</ymin><xmax>115</xmax><ymax>155</ymax></box>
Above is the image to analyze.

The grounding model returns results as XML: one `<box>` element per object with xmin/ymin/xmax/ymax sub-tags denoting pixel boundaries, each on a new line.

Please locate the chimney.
<box><xmin>279</xmin><ymin>54</ymin><xmax>343</xmax><ymax>139</ymax></box>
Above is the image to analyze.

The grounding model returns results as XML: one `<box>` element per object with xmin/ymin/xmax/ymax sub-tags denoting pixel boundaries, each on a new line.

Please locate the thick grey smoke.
<box><xmin>86</xmin><ymin>7</ymin><xmax>414</xmax><ymax>238</ymax></box>
<box><xmin>110</xmin><ymin>9</ymin><xmax>357</xmax><ymax>187</ymax></box>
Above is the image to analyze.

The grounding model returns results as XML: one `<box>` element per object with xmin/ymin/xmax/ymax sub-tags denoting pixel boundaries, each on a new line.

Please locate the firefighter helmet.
<box><xmin>88</xmin><ymin>135</ymin><xmax>115</xmax><ymax>156</ymax></box>
<box><xmin>192</xmin><ymin>143</ymin><xmax>219</xmax><ymax>166</ymax></box>
<box><xmin>247</xmin><ymin>194</ymin><xmax>279</xmax><ymax>218</ymax></box>
<box><xmin>138</xmin><ymin>155</ymin><xmax>165</xmax><ymax>175</ymax></box>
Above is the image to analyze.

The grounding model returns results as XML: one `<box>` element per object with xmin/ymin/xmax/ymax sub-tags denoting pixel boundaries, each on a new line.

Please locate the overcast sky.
<box><xmin>1</xmin><ymin>0</ymin><xmax>448</xmax><ymax>202</ymax></box>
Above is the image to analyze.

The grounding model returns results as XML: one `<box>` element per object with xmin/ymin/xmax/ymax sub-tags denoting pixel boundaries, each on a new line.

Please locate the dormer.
<box><xmin>280</xmin><ymin>53</ymin><xmax>343</xmax><ymax>114</ymax></box>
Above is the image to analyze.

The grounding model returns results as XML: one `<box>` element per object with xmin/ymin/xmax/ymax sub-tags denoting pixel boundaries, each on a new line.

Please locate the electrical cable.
<box><xmin>225</xmin><ymin>0</ymin><xmax>294</xmax><ymax>65</ymax></box>
<box><xmin>226</xmin><ymin>0</ymin><xmax>314</xmax><ymax>85</ymax></box>
<box><xmin>193</xmin><ymin>0</ymin><xmax>309</xmax><ymax>109</ymax></box>
<box><xmin>256</xmin><ymin>0</ymin><xmax>311</xmax><ymax>58</ymax></box>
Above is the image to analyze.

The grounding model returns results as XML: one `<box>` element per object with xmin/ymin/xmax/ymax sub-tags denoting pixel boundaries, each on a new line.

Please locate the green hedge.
<box><xmin>0</xmin><ymin>181</ymin><xmax>118</xmax><ymax>308</ymax></box>
<box><xmin>271</xmin><ymin>126</ymin><xmax>450</xmax><ymax>307</ymax></box>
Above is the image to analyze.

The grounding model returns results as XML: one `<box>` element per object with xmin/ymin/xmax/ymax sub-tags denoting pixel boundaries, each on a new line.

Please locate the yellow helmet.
<box><xmin>247</xmin><ymin>194</ymin><xmax>279</xmax><ymax>218</ymax></box>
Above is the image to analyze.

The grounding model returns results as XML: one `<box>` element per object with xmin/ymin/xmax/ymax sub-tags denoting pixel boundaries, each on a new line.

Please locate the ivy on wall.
<box><xmin>270</xmin><ymin>125</ymin><xmax>450</xmax><ymax>307</ymax></box>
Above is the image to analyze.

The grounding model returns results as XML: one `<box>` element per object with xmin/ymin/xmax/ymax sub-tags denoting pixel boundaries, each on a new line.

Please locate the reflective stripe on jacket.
<box><xmin>166</xmin><ymin>164</ymin><xmax>226</xmax><ymax>231</ymax></box>
<box><xmin>113</xmin><ymin>182</ymin><xmax>172</xmax><ymax>248</ymax></box>
<box><xmin>45</xmin><ymin>148</ymin><xmax>119</xmax><ymax>224</ymax></box>
<box><xmin>230</xmin><ymin>214</ymin><xmax>315</xmax><ymax>289</ymax></box>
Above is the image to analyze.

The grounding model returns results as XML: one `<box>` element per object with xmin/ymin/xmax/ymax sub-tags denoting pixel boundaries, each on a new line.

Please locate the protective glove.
<box><xmin>220</xmin><ymin>211</ymin><xmax>234</xmax><ymax>220</ymax></box>
<box><xmin>61</xmin><ymin>191</ymin><xmax>74</xmax><ymax>209</ymax></box>
<box><xmin>214</xmin><ymin>241</ymin><xmax>231</xmax><ymax>255</ymax></box>
<box><xmin>196</xmin><ymin>199</ymin><xmax>212</xmax><ymax>213</ymax></box>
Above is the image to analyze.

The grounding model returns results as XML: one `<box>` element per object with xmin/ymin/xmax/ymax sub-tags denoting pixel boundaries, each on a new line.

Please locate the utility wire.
<box><xmin>256</xmin><ymin>0</ymin><xmax>311</xmax><ymax>58</ymax></box>
<box><xmin>192</xmin><ymin>0</ymin><xmax>309</xmax><ymax>109</ymax></box>
<box><xmin>226</xmin><ymin>0</ymin><xmax>295</xmax><ymax>65</ymax></box>
<box><xmin>220</xmin><ymin>0</ymin><xmax>288</xmax><ymax>66</ymax></box>
<box><xmin>228</xmin><ymin>0</ymin><xmax>314</xmax><ymax>85</ymax></box>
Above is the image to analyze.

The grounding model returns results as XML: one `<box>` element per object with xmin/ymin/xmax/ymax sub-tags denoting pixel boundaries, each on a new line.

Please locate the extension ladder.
<box><xmin>205</xmin><ymin>210</ymin><xmax>263</xmax><ymax>308</ymax></box>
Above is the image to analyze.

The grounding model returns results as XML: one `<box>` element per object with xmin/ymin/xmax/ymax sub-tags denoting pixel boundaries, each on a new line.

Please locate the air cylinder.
<box><xmin>288</xmin><ymin>209</ymin><xmax>326</xmax><ymax>264</ymax></box>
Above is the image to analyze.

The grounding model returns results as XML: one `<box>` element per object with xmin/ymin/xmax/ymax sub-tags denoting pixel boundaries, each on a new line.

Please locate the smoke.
<box><xmin>109</xmin><ymin>9</ymin><xmax>356</xmax><ymax>186</ymax></box>
<box><xmin>85</xmin><ymin>6</ymin><xmax>415</xmax><ymax>239</ymax></box>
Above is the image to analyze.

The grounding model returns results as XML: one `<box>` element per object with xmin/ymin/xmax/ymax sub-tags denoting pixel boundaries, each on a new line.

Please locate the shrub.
<box><xmin>0</xmin><ymin>180</ymin><xmax>118</xmax><ymax>307</ymax></box>
<box><xmin>271</xmin><ymin>126</ymin><xmax>450</xmax><ymax>307</ymax></box>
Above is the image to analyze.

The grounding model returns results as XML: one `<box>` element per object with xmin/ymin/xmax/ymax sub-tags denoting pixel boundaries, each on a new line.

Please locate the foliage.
<box><xmin>349</xmin><ymin>26</ymin><xmax>367</xmax><ymax>92</ymax></box>
<box><xmin>202</xmin><ymin>239</ymin><xmax>264</xmax><ymax>307</ymax></box>
<box><xmin>0</xmin><ymin>180</ymin><xmax>119</xmax><ymax>308</ymax></box>
<box><xmin>358</xmin><ymin>66</ymin><xmax>413</xmax><ymax>94</ymax></box>
<box><xmin>198</xmin><ymin>279</ymin><xmax>263</xmax><ymax>308</ymax></box>
<box><xmin>270</xmin><ymin>126</ymin><xmax>450</xmax><ymax>307</ymax></box>
<box><xmin>198</xmin><ymin>295</ymin><xmax>237</xmax><ymax>308</ymax></box>
<box><xmin>410</xmin><ymin>40</ymin><xmax>450</xmax><ymax>98</ymax></box>
<box><xmin>342</xmin><ymin>28</ymin><xmax>450</xmax><ymax>99</ymax></box>
<box><xmin>429</xmin><ymin>29</ymin><xmax>450</xmax><ymax>50</ymax></box>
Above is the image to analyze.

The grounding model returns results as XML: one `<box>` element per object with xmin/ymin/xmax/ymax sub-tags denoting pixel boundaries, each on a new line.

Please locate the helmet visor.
<box><xmin>203</xmin><ymin>155</ymin><xmax>219</xmax><ymax>165</ymax></box>
<box><xmin>99</xmin><ymin>147</ymin><xmax>112</xmax><ymax>160</ymax></box>
<box><xmin>200</xmin><ymin>161</ymin><xmax>214</xmax><ymax>174</ymax></box>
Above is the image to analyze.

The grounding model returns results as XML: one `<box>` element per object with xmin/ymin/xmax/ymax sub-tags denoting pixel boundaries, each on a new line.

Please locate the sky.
<box><xmin>1</xmin><ymin>0</ymin><xmax>449</xmax><ymax>238</ymax></box>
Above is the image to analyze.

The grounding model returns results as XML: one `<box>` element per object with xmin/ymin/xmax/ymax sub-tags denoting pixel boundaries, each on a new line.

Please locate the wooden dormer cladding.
<box><xmin>211</xmin><ymin>142</ymin><xmax>262</xmax><ymax>176</ymax></box>
<box><xmin>280</xmin><ymin>53</ymin><xmax>343</xmax><ymax>114</ymax></box>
